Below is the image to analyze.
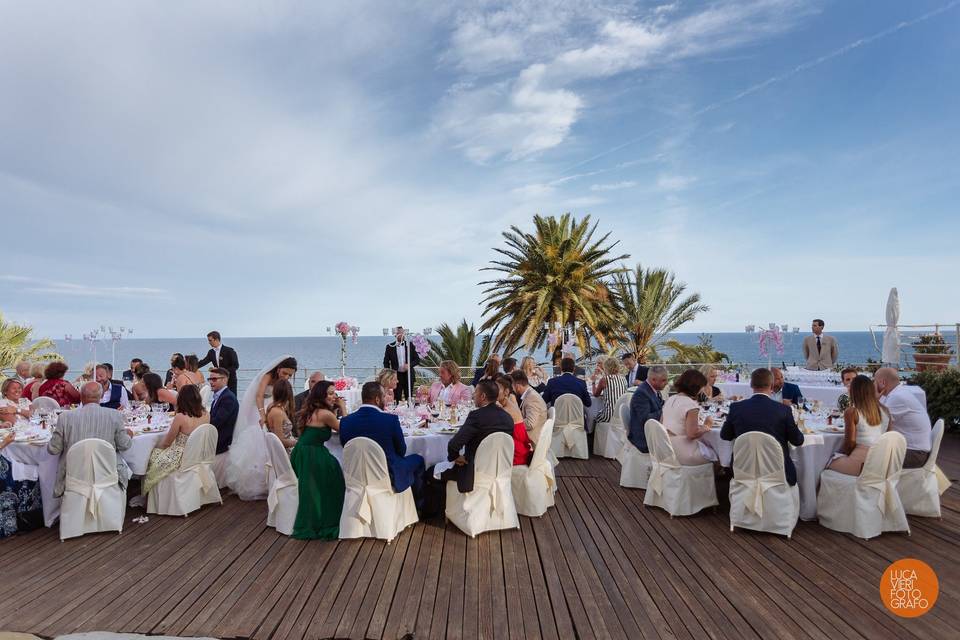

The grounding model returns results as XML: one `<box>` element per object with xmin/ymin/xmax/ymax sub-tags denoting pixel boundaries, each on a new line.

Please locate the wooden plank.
<box><xmin>358</xmin><ymin>526</ymin><xmax>414</xmax><ymax>639</ymax></box>
<box><xmin>412</xmin><ymin>523</ymin><xmax>446</xmax><ymax>640</ymax></box>
<box><xmin>381</xmin><ymin>522</ymin><xmax>425</xmax><ymax>637</ymax></box>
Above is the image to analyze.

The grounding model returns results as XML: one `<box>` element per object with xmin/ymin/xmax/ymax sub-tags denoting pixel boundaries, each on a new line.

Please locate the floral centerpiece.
<box><xmin>334</xmin><ymin>376</ymin><xmax>358</xmax><ymax>391</ymax></box>
<box><xmin>334</xmin><ymin>321</ymin><xmax>359</xmax><ymax>377</ymax></box>
<box><xmin>757</xmin><ymin>325</ymin><xmax>784</xmax><ymax>367</ymax></box>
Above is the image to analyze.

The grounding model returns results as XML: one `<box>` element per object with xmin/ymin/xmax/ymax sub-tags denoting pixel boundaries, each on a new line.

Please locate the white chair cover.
<box><xmin>618</xmin><ymin>403</ymin><xmax>652</xmax><ymax>489</ymax></box>
<box><xmin>339</xmin><ymin>437</ymin><xmax>418</xmax><ymax>542</ymax></box>
<box><xmin>550</xmin><ymin>394</ymin><xmax>588</xmax><ymax>460</ymax></box>
<box><xmin>817</xmin><ymin>431</ymin><xmax>909</xmax><ymax>539</ymax></box>
<box><xmin>897</xmin><ymin>419</ymin><xmax>949</xmax><ymax>517</ymax></box>
<box><xmin>642</xmin><ymin>420</ymin><xmax>717</xmax><ymax>517</ymax></box>
<box><xmin>511</xmin><ymin>418</ymin><xmax>557</xmax><ymax>517</ymax></box>
<box><xmin>60</xmin><ymin>438</ymin><xmax>126</xmax><ymax>540</ymax></box>
<box><xmin>264</xmin><ymin>432</ymin><xmax>299</xmax><ymax>536</ymax></box>
<box><xmin>199</xmin><ymin>384</ymin><xmax>213</xmax><ymax>410</ymax></box>
<box><xmin>446</xmin><ymin>432</ymin><xmax>519</xmax><ymax>537</ymax></box>
<box><xmin>31</xmin><ymin>396</ymin><xmax>60</xmax><ymax>413</ymax></box>
<box><xmin>147</xmin><ymin>424</ymin><xmax>222</xmax><ymax>516</ymax></box>
<box><xmin>729</xmin><ymin>432</ymin><xmax>799</xmax><ymax>538</ymax></box>
<box><xmin>594</xmin><ymin>392</ymin><xmax>631</xmax><ymax>459</ymax></box>
<box><xmin>545</xmin><ymin>407</ymin><xmax>559</xmax><ymax>468</ymax></box>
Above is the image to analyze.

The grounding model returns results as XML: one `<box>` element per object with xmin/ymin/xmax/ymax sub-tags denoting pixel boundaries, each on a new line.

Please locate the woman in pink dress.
<box><xmin>660</xmin><ymin>369</ymin><xmax>715</xmax><ymax>465</ymax></box>
<box><xmin>427</xmin><ymin>360</ymin><xmax>472</xmax><ymax>405</ymax></box>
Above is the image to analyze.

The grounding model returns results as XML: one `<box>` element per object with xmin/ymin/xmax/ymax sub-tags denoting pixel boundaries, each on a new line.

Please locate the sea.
<box><xmin>48</xmin><ymin>330</ymin><xmax>952</xmax><ymax>395</ymax></box>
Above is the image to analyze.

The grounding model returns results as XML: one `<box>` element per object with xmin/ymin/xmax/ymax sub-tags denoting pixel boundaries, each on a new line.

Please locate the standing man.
<box><xmin>383</xmin><ymin>326</ymin><xmax>419</xmax><ymax>402</ymax></box>
<box><xmin>802</xmin><ymin>319</ymin><xmax>838</xmax><ymax>371</ymax></box>
<box><xmin>47</xmin><ymin>382</ymin><xmax>134</xmax><ymax>498</ymax></box>
<box><xmin>197</xmin><ymin>331</ymin><xmax>240</xmax><ymax>394</ymax></box>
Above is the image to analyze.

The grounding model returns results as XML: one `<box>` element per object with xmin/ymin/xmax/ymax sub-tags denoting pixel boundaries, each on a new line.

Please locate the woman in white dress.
<box><xmin>827</xmin><ymin>375</ymin><xmax>889</xmax><ymax>475</ymax></box>
<box><xmin>226</xmin><ymin>355</ymin><xmax>298</xmax><ymax>500</ymax></box>
<box><xmin>660</xmin><ymin>369</ymin><xmax>715</xmax><ymax>465</ymax></box>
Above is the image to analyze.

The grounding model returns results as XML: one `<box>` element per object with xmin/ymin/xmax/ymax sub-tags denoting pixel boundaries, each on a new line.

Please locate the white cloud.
<box><xmin>0</xmin><ymin>276</ymin><xmax>168</xmax><ymax>299</ymax></box>
<box><xmin>436</xmin><ymin>1</ymin><xmax>813</xmax><ymax>162</ymax></box>
<box><xmin>590</xmin><ymin>180</ymin><xmax>637</xmax><ymax>191</ymax></box>
<box><xmin>656</xmin><ymin>174</ymin><xmax>696</xmax><ymax>190</ymax></box>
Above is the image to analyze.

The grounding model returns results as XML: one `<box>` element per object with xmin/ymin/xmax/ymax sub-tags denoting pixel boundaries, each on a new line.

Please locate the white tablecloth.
<box><xmin>323</xmin><ymin>430</ymin><xmax>454</xmax><ymax>467</ymax></box>
<box><xmin>701</xmin><ymin>426</ymin><xmax>845</xmax><ymax>521</ymax></box>
<box><xmin>718</xmin><ymin>382</ymin><xmax>926</xmax><ymax>407</ymax></box>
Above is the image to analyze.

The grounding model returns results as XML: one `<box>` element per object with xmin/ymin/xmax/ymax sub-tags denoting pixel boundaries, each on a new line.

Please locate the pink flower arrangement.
<box><xmin>412</xmin><ymin>333</ymin><xmax>431</xmax><ymax>358</ymax></box>
<box><xmin>335</xmin><ymin>321</ymin><xmax>350</xmax><ymax>336</ymax></box>
<box><xmin>334</xmin><ymin>376</ymin><xmax>357</xmax><ymax>391</ymax></box>
<box><xmin>758</xmin><ymin>327</ymin><xmax>784</xmax><ymax>357</ymax></box>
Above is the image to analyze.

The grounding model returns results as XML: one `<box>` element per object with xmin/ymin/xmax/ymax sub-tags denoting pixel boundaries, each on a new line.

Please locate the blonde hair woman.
<box><xmin>377</xmin><ymin>368</ymin><xmax>399</xmax><ymax>406</ymax></box>
<box><xmin>520</xmin><ymin>356</ymin><xmax>547</xmax><ymax>390</ymax></box>
<box><xmin>592</xmin><ymin>357</ymin><xmax>628</xmax><ymax>422</ymax></box>
<box><xmin>697</xmin><ymin>364</ymin><xmax>724</xmax><ymax>403</ymax></box>
<box><xmin>427</xmin><ymin>360</ymin><xmax>472</xmax><ymax>405</ymax></box>
<box><xmin>22</xmin><ymin>362</ymin><xmax>47</xmax><ymax>400</ymax></box>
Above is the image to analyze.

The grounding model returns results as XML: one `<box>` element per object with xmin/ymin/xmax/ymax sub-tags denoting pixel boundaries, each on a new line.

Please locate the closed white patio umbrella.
<box><xmin>882</xmin><ymin>287</ymin><xmax>900</xmax><ymax>366</ymax></box>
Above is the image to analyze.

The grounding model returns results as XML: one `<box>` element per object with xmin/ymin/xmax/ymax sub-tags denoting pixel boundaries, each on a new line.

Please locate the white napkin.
<box><xmin>432</xmin><ymin>460</ymin><xmax>456</xmax><ymax>479</ymax></box>
<box><xmin>1</xmin><ymin>450</ymin><xmax>40</xmax><ymax>482</ymax></box>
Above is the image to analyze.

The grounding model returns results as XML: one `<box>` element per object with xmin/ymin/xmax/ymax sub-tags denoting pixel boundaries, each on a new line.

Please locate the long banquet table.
<box><xmin>717</xmin><ymin>381</ymin><xmax>926</xmax><ymax>406</ymax></box>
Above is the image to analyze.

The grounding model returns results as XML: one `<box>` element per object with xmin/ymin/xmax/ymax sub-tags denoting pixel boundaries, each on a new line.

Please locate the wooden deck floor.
<box><xmin>3</xmin><ymin>435</ymin><xmax>960</xmax><ymax>640</ymax></box>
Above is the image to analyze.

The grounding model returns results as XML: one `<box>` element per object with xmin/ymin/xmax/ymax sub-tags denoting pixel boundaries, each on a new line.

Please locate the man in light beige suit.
<box><xmin>802</xmin><ymin>319</ymin><xmax>839</xmax><ymax>370</ymax></box>
<box><xmin>48</xmin><ymin>382</ymin><xmax>134</xmax><ymax>497</ymax></box>
<box><xmin>511</xmin><ymin>370</ymin><xmax>548</xmax><ymax>448</ymax></box>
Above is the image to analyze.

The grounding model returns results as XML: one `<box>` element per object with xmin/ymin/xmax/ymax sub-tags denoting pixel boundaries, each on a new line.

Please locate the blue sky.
<box><xmin>1</xmin><ymin>0</ymin><xmax>958</xmax><ymax>339</ymax></box>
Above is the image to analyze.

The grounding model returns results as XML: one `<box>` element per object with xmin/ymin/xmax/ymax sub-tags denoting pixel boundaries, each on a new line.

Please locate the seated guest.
<box><xmin>208</xmin><ymin>368</ymin><xmax>239</xmax><ymax>488</ymax></box>
<box><xmin>131</xmin><ymin>363</ymin><xmax>152</xmax><ymax>403</ymax></box>
<box><xmin>875</xmin><ymin>367</ymin><xmax>931</xmax><ymax>468</ymax></box>
<box><xmin>1</xmin><ymin>379</ymin><xmax>32</xmax><ymax>419</ymax></box>
<box><xmin>627</xmin><ymin>365</ymin><xmax>667</xmax><ymax>454</ymax></box>
<box><xmin>471</xmin><ymin>353</ymin><xmax>501</xmax><ymax>386</ymax></box>
<box><xmin>827</xmin><ymin>375</ymin><xmax>889</xmax><ymax>475</ymax></box>
<box><xmin>476</xmin><ymin>358</ymin><xmax>500</xmax><ymax>384</ymax></box>
<box><xmin>837</xmin><ymin>367</ymin><xmax>858</xmax><ymax>411</ymax></box>
<box><xmin>47</xmin><ymin>382</ymin><xmax>134</xmax><ymax>498</ymax></box>
<box><xmin>169</xmin><ymin>354</ymin><xmax>203</xmax><ymax>390</ymax></box>
<box><xmin>502</xmin><ymin>357</ymin><xmax>517</xmax><ymax>375</ymax></box>
<box><xmin>697</xmin><ymin>365</ymin><xmax>725</xmax><ymax>403</ymax></box>
<box><xmin>427</xmin><ymin>360</ymin><xmax>472</xmax><ymax>406</ymax></box>
<box><xmin>14</xmin><ymin>361</ymin><xmax>32</xmax><ymax>385</ymax></box>
<box><xmin>541</xmin><ymin>357</ymin><xmax>591</xmax><ymax>407</ymax></box>
<box><xmin>339</xmin><ymin>382</ymin><xmax>426</xmax><ymax>507</ymax></box>
<box><xmin>520</xmin><ymin>356</ymin><xmax>548</xmax><ymax>392</ymax></box>
<box><xmin>496</xmin><ymin>375</ymin><xmax>533</xmax><ymax>466</ymax></box>
<box><xmin>22</xmin><ymin>363</ymin><xmax>47</xmax><ymax>400</ymax></box>
<box><xmin>622</xmin><ymin>352</ymin><xmax>647</xmax><ymax>387</ymax></box>
<box><xmin>291</xmin><ymin>381</ymin><xmax>345</xmax><ymax>540</ymax></box>
<box><xmin>266</xmin><ymin>379</ymin><xmax>298</xmax><ymax>451</ymax></box>
<box><xmin>771</xmin><ymin>367</ymin><xmax>802</xmax><ymax>406</ymax></box>
<box><xmin>143</xmin><ymin>372</ymin><xmax>178</xmax><ymax>409</ymax></box>
<box><xmin>96</xmin><ymin>364</ymin><xmax>130</xmax><ymax>410</ymax></box>
<box><xmin>721</xmin><ymin>368</ymin><xmax>804</xmax><ymax>485</ymax></box>
<box><xmin>510</xmin><ymin>370</ymin><xmax>548</xmax><ymax>448</ymax></box>
<box><xmin>422</xmin><ymin>380</ymin><xmax>513</xmax><ymax>517</ymax></box>
<box><xmin>142</xmin><ymin>385</ymin><xmax>210</xmax><ymax>495</ymax></box>
<box><xmin>553</xmin><ymin>351</ymin><xmax>587</xmax><ymax>377</ymax></box>
<box><xmin>0</xmin><ymin>428</ymin><xmax>43</xmax><ymax>537</ymax></box>
<box><xmin>122</xmin><ymin>358</ymin><xmax>143</xmax><ymax>383</ymax></box>
<box><xmin>294</xmin><ymin>370</ymin><xmax>325</xmax><ymax>414</ymax></box>
<box><xmin>377</xmin><ymin>368</ymin><xmax>400</xmax><ymax>406</ymax></box>
<box><xmin>661</xmin><ymin>369</ymin><xmax>716</xmax><ymax>465</ymax></box>
<box><xmin>164</xmin><ymin>352</ymin><xmax>183</xmax><ymax>386</ymax></box>
<box><xmin>0</xmin><ymin>404</ymin><xmax>19</xmax><ymax>428</ymax></box>
<box><xmin>38</xmin><ymin>361</ymin><xmax>81</xmax><ymax>407</ymax></box>
<box><xmin>592</xmin><ymin>357</ymin><xmax>628</xmax><ymax>423</ymax></box>
<box><xmin>73</xmin><ymin>362</ymin><xmax>95</xmax><ymax>386</ymax></box>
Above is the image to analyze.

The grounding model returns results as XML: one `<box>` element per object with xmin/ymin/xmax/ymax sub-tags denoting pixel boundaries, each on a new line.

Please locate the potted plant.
<box><xmin>912</xmin><ymin>333</ymin><xmax>954</xmax><ymax>372</ymax></box>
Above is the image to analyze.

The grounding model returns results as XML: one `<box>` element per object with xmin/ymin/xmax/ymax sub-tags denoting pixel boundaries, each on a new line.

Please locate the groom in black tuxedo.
<box><xmin>383</xmin><ymin>326</ymin><xmax>419</xmax><ymax>402</ymax></box>
<box><xmin>197</xmin><ymin>330</ymin><xmax>240</xmax><ymax>394</ymax></box>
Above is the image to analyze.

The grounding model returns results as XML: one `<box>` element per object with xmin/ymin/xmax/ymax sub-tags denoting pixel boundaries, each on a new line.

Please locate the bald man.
<box><xmin>47</xmin><ymin>382</ymin><xmax>134</xmax><ymax>497</ymax></box>
<box><xmin>875</xmin><ymin>367</ymin><xmax>932</xmax><ymax>468</ymax></box>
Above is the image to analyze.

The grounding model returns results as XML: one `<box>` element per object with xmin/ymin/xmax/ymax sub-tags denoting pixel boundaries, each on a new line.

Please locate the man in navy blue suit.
<box><xmin>721</xmin><ymin>368</ymin><xmax>805</xmax><ymax>485</ymax></box>
<box><xmin>771</xmin><ymin>367</ymin><xmax>803</xmax><ymax>406</ymax></box>
<box><xmin>208</xmin><ymin>368</ymin><xmax>239</xmax><ymax>455</ymax></box>
<box><xmin>339</xmin><ymin>381</ymin><xmax>426</xmax><ymax>508</ymax></box>
<box><xmin>627</xmin><ymin>365</ymin><xmax>668</xmax><ymax>453</ymax></box>
<box><xmin>541</xmin><ymin>357</ymin><xmax>592</xmax><ymax>407</ymax></box>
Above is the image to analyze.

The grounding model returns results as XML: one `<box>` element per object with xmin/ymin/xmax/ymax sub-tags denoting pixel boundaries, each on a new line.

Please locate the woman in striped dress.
<box><xmin>593</xmin><ymin>358</ymin><xmax>628</xmax><ymax>422</ymax></box>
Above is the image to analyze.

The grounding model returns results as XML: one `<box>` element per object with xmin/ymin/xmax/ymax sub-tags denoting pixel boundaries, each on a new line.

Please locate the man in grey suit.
<box><xmin>510</xmin><ymin>370</ymin><xmax>549</xmax><ymax>447</ymax></box>
<box><xmin>802</xmin><ymin>318</ymin><xmax>839</xmax><ymax>370</ymax></box>
<box><xmin>47</xmin><ymin>382</ymin><xmax>134</xmax><ymax>497</ymax></box>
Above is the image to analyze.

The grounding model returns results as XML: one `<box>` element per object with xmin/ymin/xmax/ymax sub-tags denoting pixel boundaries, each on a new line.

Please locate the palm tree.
<box><xmin>423</xmin><ymin>320</ymin><xmax>491</xmax><ymax>371</ymax></box>
<box><xmin>480</xmin><ymin>214</ymin><xmax>629</xmax><ymax>355</ymax></box>
<box><xmin>611</xmin><ymin>264</ymin><xmax>709</xmax><ymax>363</ymax></box>
<box><xmin>0</xmin><ymin>312</ymin><xmax>60</xmax><ymax>371</ymax></box>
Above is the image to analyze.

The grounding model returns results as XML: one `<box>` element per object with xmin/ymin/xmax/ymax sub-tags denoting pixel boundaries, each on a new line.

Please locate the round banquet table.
<box><xmin>700</xmin><ymin>423</ymin><xmax>845</xmax><ymax>521</ymax></box>
<box><xmin>323</xmin><ymin>429</ymin><xmax>455</xmax><ymax>468</ymax></box>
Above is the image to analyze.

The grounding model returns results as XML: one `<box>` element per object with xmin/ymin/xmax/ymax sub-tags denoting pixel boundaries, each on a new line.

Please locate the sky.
<box><xmin>1</xmin><ymin>0</ymin><xmax>958</xmax><ymax>339</ymax></box>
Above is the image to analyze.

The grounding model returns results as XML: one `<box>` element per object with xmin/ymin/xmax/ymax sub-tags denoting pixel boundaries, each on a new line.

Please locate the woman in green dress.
<box><xmin>290</xmin><ymin>380</ymin><xmax>347</xmax><ymax>540</ymax></box>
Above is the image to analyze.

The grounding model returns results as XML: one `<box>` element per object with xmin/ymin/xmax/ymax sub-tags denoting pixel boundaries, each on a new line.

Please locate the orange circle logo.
<box><xmin>881</xmin><ymin>559</ymin><xmax>938</xmax><ymax>617</ymax></box>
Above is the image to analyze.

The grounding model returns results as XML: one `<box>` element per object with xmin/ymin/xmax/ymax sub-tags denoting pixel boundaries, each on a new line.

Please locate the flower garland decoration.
<box><xmin>334</xmin><ymin>321</ymin><xmax>358</xmax><ymax>377</ymax></box>
<box><xmin>758</xmin><ymin>326</ymin><xmax>784</xmax><ymax>358</ymax></box>
<box><xmin>411</xmin><ymin>333</ymin><xmax>431</xmax><ymax>359</ymax></box>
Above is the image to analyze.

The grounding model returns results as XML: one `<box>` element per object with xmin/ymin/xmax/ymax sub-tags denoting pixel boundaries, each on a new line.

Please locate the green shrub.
<box><xmin>909</xmin><ymin>368</ymin><xmax>960</xmax><ymax>430</ymax></box>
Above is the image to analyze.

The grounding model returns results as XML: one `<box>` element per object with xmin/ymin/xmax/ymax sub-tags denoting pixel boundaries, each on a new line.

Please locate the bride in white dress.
<box><xmin>226</xmin><ymin>355</ymin><xmax>298</xmax><ymax>500</ymax></box>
